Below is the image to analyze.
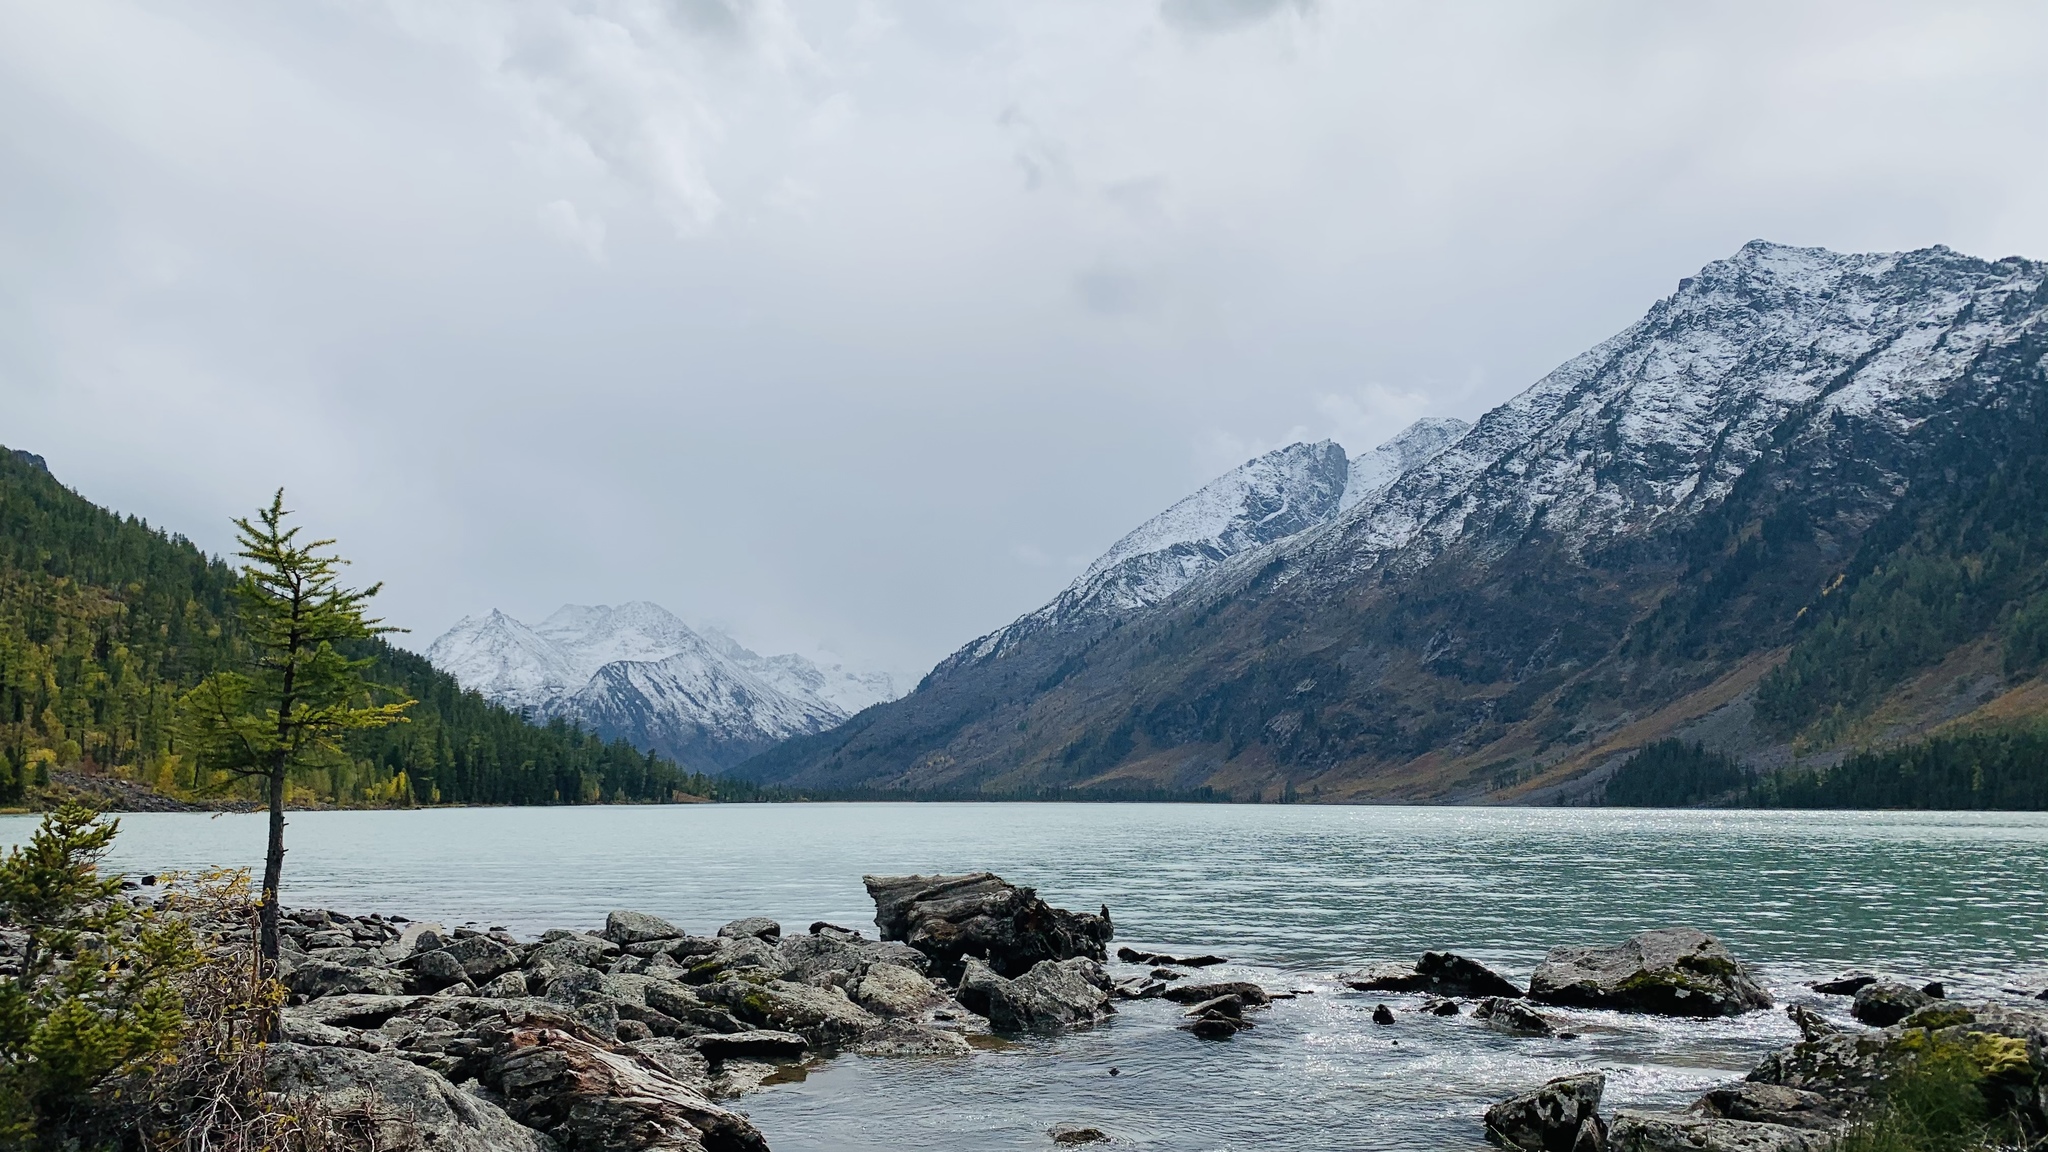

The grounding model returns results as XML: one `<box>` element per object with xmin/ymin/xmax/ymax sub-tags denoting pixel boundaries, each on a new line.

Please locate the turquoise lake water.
<box><xmin>4</xmin><ymin>803</ymin><xmax>2044</xmax><ymax>1151</ymax></box>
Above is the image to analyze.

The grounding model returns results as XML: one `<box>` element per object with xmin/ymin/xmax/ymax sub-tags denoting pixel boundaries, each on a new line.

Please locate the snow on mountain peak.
<box><xmin>1082</xmin><ymin>440</ymin><xmax>1350</xmax><ymax>584</ymax></box>
<box><xmin>1338</xmin><ymin>417</ymin><xmax>1472</xmax><ymax>511</ymax></box>
<box><xmin>425</xmin><ymin>603</ymin><xmax>903</xmax><ymax>769</ymax></box>
<box><xmin>1298</xmin><ymin>241</ymin><xmax>2048</xmax><ymax>583</ymax></box>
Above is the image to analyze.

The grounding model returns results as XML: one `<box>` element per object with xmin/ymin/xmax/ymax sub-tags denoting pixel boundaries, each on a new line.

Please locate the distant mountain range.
<box><xmin>426</xmin><ymin>604</ymin><xmax>900</xmax><ymax>771</ymax></box>
<box><xmin>735</xmin><ymin>240</ymin><xmax>2048</xmax><ymax>801</ymax></box>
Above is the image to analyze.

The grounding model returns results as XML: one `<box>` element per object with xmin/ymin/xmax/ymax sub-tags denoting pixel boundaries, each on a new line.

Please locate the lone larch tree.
<box><xmin>180</xmin><ymin>491</ymin><xmax>412</xmax><ymax>963</ymax></box>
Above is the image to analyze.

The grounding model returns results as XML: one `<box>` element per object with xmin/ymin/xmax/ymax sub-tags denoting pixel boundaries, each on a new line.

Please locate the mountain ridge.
<box><xmin>426</xmin><ymin>602</ymin><xmax>901</xmax><ymax>771</ymax></box>
<box><xmin>735</xmin><ymin>240</ymin><xmax>2048</xmax><ymax>799</ymax></box>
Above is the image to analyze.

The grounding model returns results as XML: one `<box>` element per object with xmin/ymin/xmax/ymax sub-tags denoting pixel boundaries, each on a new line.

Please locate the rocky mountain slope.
<box><xmin>427</xmin><ymin>603</ymin><xmax>899</xmax><ymax>771</ymax></box>
<box><xmin>738</xmin><ymin>241</ymin><xmax>2048</xmax><ymax>799</ymax></box>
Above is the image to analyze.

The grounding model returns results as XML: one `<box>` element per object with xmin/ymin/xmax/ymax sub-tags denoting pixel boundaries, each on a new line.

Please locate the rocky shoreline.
<box><xmin>242</xmin><ymin>872</ymin><xmax>1173</xmax><ymax>1151</ymax></box>
<box><xmin>97</xmin><ymin>870</ymin><xmax>2048</xmax><ymax>1152</ymax></box>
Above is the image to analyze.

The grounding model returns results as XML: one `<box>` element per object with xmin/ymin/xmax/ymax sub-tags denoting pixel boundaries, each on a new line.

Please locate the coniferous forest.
<box><xmin>0</xmin><ymin>446</ymin><xmax>756</xmax><ymax>808</ymax></box>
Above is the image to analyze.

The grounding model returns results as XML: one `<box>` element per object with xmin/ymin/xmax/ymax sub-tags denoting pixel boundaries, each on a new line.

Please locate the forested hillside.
<box><xmin>0</xmin><ymin>446</ymin><xmax>737</xmax><ymax>808</ymax></box>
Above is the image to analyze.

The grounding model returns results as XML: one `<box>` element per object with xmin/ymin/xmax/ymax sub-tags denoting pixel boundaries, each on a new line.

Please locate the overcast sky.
<box><xmin>4</xmin><ymin>1</ymin><xmax>2047</xmax><ymax>678</ymax></box>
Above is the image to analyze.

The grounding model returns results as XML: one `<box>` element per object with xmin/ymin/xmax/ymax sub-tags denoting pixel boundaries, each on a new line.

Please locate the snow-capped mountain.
<box><xmin>1338</xmin><ymin>417</ymin><xmax>1470</xmax><ymax>510</ymax></box>
<box><xmin>939</xmin><ymin>426</ymin><xmax>1463</xmax><ymax>672</ymax></box>
<box><xmin>1286</xmin><ymin>241</ymin><xmax>2048</xmax><ymax>590</ymax></box>
<box><xmin>735</xmin><ymin>240</ymin><xmax>2048</xmax><ymax>798</ymax></box>
<box><xmin>425</xmin><ymin>602</ymin><xmax>901</xmax><ymax>770</ymax></box>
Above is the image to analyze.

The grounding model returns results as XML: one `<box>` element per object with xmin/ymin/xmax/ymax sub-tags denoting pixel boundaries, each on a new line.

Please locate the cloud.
<box><xmin>3</xmin><ymin>0</ymin><xmax>2047</xmax><ymax>677</ymax></box>
<box><xmin>539</xmin><ymin>199</ymin><xmax>606</xmax><ymax>258</ymax></box>
<box><xmin>1160</xmin><ymin>0</ymin><xmax>1312</xmax><ymax>34</ymax></box>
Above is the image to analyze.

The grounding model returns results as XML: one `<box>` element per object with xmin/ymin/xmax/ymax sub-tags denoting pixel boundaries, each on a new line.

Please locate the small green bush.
<box><xmin>1837</xmin><ymin>1044</ymin><xmax>2034</xmax><ymax>1152</ymax></box>
<box><xmin>0</xmin><ymin>804</ymin><xmax>197</xmax><ymax>1150</ymax></box>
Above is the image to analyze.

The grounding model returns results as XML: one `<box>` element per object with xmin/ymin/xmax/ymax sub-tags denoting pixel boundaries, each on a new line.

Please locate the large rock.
<box><xmin>695</xmin><ymin>975</ymin><xmax>881</xmax><ymax>1047</ymax></box>
<box><xmin>1607</xmin><ymin>1112</ymin><xmax>1831</xmax><ymax>1152</ymax></box>
<box><xmin>1850</xmin><ymin>981</ymin><xmax>1934</xmax><ymax>1027</ymax></box>
<box><xmin>1474</xmin><ymin>997</ymin><xmax>1557</xmax><ymax>1037</ymax></box>
<box><xmin>774</xmin><ymin>927</ymin><xmax>925</xmax><ymax>991</ymax></box>
<box><xmin>1690</xmin><ymin>1084</ymin><xmax>1846</xmax><ymax>1131</ymax></box>
<box><xmin>441</xmin><ymin>934</ymin><xmax>524</xmax><ymax>983</ymax></box>
<box><xmin>863</xmin><ymin>873</ymin><xmax>1112</xmax><ymax>978</ymax></box>
<box><xmin>605</xmin><ymin>911</ymin><xmax>687</xmax><ymax>946</ymax></box>
<box><xmin>288</xmin><ymin>959</ymin><xmax>408</xmax><ymax>999</ymax></box>
<box><xmin>717</xmin><ymin>918</ymin><xmax>782</xmax><ymax>943</ymax></box>
<box><xmin>1528</xmin><ymin>928</ymin><xmax>1771</xmax><ymax>1017</ymax></box>
<box><xmin>268</xmin><ymin>1042</ymin><xmax>552</xmax><ymax>1152</ymax></box>
<box><xmin>850</xmin><ymin>962</ymin><xmax>944</xmax><ymax>1018</ymax></box>
<box><xmin>1748</xmin><ymin>999</ymin><xmax>2048</xmax><ymax>1122</ymax></box>
<box><xmin>486</xmin><ymin>1026</ymin><xmax>769</xmax><ymax>1152</ymax></box>
<box><xmin>1484</xmin><ymin>1072</ymin><xmax>1605</xmax><ymax>1152</ymax></box>
<box><xmin>955</xmin><ymin>956</ymin><xmax>1112</xmax><ymax>1032</ymax></box>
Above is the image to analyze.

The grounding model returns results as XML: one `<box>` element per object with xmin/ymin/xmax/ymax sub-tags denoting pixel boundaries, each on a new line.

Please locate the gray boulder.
<box><xmin>603</xmin><ymin>910</ymin><xmax>686</xmax><ymax>946</ymax></box>
<box><xmin>1529</xmin><ymin>928</ymin><xmax>1771</xmax><ymax>1017</ymax></box>
<box><xmin>1607</xmin><ymin>1112</ymin><xmax>1831</xmax><ymax>1152</ymax></box>
<box><xmin>1474</xmin><ymin>997</ymin><xmax>1556</xmax><ymax>1037</ymax></box>
<box><xmin>268</xmin><ymin>1042</ymin><xmax>552</xmax><ymax>1152</ymax></box>
<box><xmin>851</xmin><ymin>1021</ymin><xmax>974</xmax><ymax>1058</ymax></box>
<box><xmin>1850</xmin><ymin>981</ymin><xmax>1934</xmax><ymax>1027</ymax></box>
<box><xmin>1484</xmin><ymin>1072</ymin><xmax>1605</xmax><ymax>1152</ymax></box>
<box><xmin>956</xmin><ymin>956</ymin><xmax>1112</xmax><ymax>1032</ymax></box>
<box><xmin>410</xmin><ymin>949</ymin><xmax>470</xmax><ymax>993</ymax></box>
<box><xmin>864</xmin><ymin>872</ymin><xmax>1112</xmax><ymax>978</ymax></box>
<box><xmin>288</xmin><ymin>960</ymin><xmax>408</xmax><ymax>1000</ymax></box>
<box><xmin>1690</xmin><ymin>1084</ymin><xmax>1846</xmax><ymax>1130</ymax></box>
<box><xmin>441</xmin><ymin>935</ymin><xmax>523</xmax><ymax>984</ymax></box>
<box><xmin>851</xmin><ymin>962</ymin><xmax>944</xmax><ymax>1018</ymax></box>
<box><xmin>717</xmin><ymin>917</ymin><xmax>782</xmax><ymax>943</ymax></box>
<box><xmin>529</xmin><ymin>934</ymin><xmax>618</xmax><ymax>970</ymax></box>
<box><xmin>696</xmin><ymin>974</ymin><xmax>882</xmax><ymax>1047</ymax></box>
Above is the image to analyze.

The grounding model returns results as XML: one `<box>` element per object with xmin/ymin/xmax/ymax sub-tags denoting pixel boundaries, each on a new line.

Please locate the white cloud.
<box><xmin>539</xmin><ymin>198</ymin><xmax>606</xmax><ymax>258</ymax></box>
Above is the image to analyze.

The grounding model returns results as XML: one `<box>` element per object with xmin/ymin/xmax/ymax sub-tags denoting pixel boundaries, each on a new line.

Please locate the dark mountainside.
<box><xmin>0</xmin><ymin>448</ymin><xmax>751</xmax><ymax>808</ymax></box>
<box><xmin>738</xmin><ymin>242</ymin><xmax>2048</xmax><ymax>803</ymax></box>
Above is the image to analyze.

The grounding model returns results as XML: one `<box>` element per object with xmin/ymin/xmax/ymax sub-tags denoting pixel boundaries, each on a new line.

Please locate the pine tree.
<box><xmin>177</xmin><ymin>492</ymin><xmax>412</xmax><ymax>965</ymax></box>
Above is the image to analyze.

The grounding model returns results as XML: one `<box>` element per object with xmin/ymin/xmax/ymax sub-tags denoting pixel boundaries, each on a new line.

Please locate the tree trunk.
<box><xmin>259</xmin><ymin>759</ymin><xmax>287</xmax><ymax>965</ymax></box>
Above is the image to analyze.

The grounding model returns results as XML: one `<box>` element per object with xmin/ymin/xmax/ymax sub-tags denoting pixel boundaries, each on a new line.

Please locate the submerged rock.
<box><xmin>1049</xmin><ymin>1123</ymin><xmax>1112</xmax><ymax>1145</ymax></box>
<box><xmin>1115</xmin><ymin>946</ymin><xmax>1225</xmax><ymax>968</ymax></box>
<box><xmin>1343</xmin><ymin>951</ymin><xmax>1520</xmax><ymax>998</ymax></box>
<box><xmin>1474</xmin><ymin>997</ymin><xmax>1556</xmax><ymax>1037</ymax></box>
<box><xmin>1483</xmin><ymin>1071</ymin><xmax>1605</xmax><ymax>1152</ymax></box>
<box><xmin>1809</xmin><ymin>972</ymin><xmax>1876</xmax><ymax>996</ymax></box>
<box><xmin>1528</xmin><ymin>928</ymin><xmax>1771</xmax><ymax>1017</ymax></box>
<box><xmin>863</xmin><ymin>872</ymin><xmax>1112</xmax><ymax>978</ymax></box>
<box><xmin>1161</xmin><ymin>980</ymin><xmax>1271</xmax><ymax>1007</ymax></box>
